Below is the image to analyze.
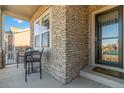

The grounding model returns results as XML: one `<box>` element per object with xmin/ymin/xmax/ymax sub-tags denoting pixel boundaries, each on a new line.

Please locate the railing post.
<box><xmin>0</xmin><ymin>6</ymin><xmax>5</xmax><ymax>68</ymax></box>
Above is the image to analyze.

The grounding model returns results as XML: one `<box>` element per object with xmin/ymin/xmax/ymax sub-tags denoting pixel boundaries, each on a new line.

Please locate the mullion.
<box><xmin>97</xmin><ymin>37</ymin><xmax>118</xmax><ymax>40</ymax></box>
<box><xmin>96</xmin><ymin>37</ymin><xmax>118</xmax><ymax>45</ymax></box>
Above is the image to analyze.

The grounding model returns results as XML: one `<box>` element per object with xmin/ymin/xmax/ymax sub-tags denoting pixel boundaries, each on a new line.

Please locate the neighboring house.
<box><xmin>5</xmin><ymin>27</ymin><xmax>30</xmax><ymax>51</ymax></box>
<box><xmin>5</xmin><ymin>31</ymin><xmax>13</xmax><ymax>51</ymax></box>
<box><xmin>0</xmin><ymin>5</ymin><xmax>124</xmax><ymax>87</ymax></box>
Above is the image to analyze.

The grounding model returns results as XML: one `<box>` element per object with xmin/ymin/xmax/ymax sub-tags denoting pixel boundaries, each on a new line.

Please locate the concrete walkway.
<box><xmin>0</xmin><ymin>64</ymin><xmax>109</xmax><ymax>88</ymax></box>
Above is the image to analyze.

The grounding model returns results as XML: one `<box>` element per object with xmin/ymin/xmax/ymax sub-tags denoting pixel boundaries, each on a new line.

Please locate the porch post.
<box><xmin>0</xmin><ymin>6</ymin><xmax>4</xmax><ymax>68</ymax></box>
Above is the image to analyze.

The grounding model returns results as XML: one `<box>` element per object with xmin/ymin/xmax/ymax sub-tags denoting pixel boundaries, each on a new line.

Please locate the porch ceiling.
<box><xmin>2</xmin><ymin>5</ymin><xmax>41</xmax><ymax>21</ymax></box>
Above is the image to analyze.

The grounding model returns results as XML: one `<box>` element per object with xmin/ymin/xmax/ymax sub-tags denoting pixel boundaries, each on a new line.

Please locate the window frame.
<box><xmin>41</xmin><ymin>13</ymin><xmax>50</xmax><ymax>48</ymax></box>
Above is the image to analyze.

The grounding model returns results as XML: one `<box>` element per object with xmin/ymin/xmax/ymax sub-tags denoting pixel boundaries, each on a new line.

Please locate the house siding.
<box><xmin>30</xmin><ymin>5</ymin><xmax>108</xmax><ymax>83</ymax></box>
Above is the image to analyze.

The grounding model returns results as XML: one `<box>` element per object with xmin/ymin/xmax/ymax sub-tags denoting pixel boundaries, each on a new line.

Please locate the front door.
<box><xmin>95</xmin><ymin>6</ymin><xmax>123</xmax><ymax>68</ymax></box>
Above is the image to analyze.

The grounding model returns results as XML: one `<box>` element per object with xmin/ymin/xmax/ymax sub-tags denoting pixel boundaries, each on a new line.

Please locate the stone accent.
<box><xmin>65</xmin><ymin>6</ymin><xmax>89</xmax><ymax>82</ymax></box>
<box><xmin>30</xmin><ymin>5</ymin><xmax>109</xmax><ymax>84</ymax></box>
<box><xmin>30</xmin><ymin>5</ymin><xmax>67</xmax><ymax>83</ymax></box>
<box><xmin>48</xmin><ymin>6</ymin><xmax>67</xmax><ymax>83</ymax></box>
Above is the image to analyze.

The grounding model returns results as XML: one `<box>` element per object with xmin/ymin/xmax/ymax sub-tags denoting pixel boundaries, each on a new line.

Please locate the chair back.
<box><xmin>17</xmin><ymin>49</ymin><xmax>25</xmax><ymax>63</ymax></box>
<box><xmin>25</xmin><ymin>48</ymin><xmax>44</xmax><ymax>62</ymax></box>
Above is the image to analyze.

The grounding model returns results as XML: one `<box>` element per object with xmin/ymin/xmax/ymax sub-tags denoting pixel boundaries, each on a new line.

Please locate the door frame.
<box><xmin>90</xmin><ymin>5</ymin><xmax>124</xmax><ymax>72</ymax></box>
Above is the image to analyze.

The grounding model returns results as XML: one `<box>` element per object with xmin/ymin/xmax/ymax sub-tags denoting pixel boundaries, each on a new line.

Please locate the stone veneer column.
<box><xmin>30</xmin><ymin>5</ymin><xmax>89</xmax><ymax>84</ymax></box>
<box><xmin>65</xmin><ymin>6</ymin><xmax>89</xmax><ymax>82</ymax></box>
<box><xmin>45</xmin><ymin>6</ymin><xmax>67</xmax><ymax>83</ymax></box>
<box><xmin>30</xmin><ymin>6</ymin><xmax>67</xmax><ymax>83</ymax></box>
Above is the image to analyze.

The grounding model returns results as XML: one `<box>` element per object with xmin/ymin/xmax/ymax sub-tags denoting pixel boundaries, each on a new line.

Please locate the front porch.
<box><xmin>0</xmin><ymin>5</ymin><xmax>124</xmax><ymax>88</ymax></box>
<box><xmin>0</xmin><ymin>64</ymin><xmax>108</xmax><ymax>88</ymax></box>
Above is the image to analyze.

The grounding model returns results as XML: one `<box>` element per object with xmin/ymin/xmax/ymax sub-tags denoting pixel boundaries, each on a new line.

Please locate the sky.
<box><xmin>4</xmin><ymin>15</ymin><xmax>30</xmax><ymax>32</ymax></box>
<box><xmin>101</xmin><ymin>23</ymin><xmax>118</xmax><ymax>46</ymax></box>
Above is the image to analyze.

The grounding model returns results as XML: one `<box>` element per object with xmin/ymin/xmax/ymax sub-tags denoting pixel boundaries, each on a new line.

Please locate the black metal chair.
<box><xmin>24</xmin><ymin>48</ymin><xmax>44</xmax><ymax>82</ymax></box>
<box><xmin>16</xmin><ymin>50</ymin><xmax>25</xmax><ymax>68</ymax></box>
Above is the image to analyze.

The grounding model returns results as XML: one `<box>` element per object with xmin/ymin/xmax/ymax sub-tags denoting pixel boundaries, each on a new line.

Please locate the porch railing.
<box><xmin>5</xmin><ymin>51</ymin><xmax>17</xmax><ymax>65</ymax></box>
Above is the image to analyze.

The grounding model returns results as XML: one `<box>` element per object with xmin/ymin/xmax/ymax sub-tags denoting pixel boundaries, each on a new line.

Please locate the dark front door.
<box><xmin>95</xmin><ymin>6</ymin><xmax>123</xmax><ymax>68</ymax></box>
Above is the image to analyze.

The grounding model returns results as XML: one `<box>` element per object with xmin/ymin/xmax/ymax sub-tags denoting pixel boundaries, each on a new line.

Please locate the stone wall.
<box><xmin>49</xmin><ymin>6</ymin><xmax>67</xmax><ymax>83</ymax></box>
<box><xmin>65</xmin><ymin>6</ymin><xmax>89</xmax><ymax>82</ymax></box>
<box><xmin>30</xmin><ymin>5</ymin><xmax>109</xmax><ymax>83</ymax></box>
<box><xmin>30</xmin><ymin>5</ymin><xmax>67</xmax><ymax>83</ymax></box>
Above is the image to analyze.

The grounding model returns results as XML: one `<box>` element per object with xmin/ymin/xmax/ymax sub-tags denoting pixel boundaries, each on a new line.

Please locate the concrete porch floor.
<box><xmin>0</xmin><ymin>64</ymin><xmax>109</xmax><ymax>88</ymax></box>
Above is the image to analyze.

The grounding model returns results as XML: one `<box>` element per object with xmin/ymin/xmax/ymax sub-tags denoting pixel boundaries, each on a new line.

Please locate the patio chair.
<box><xmin>16</xmin><ymin>50</ymin><xmax>25</xmax><ymax>68</ymax></box>
<box><xmin>17</xmin><ymin>47</ymin><xmax>34</xmax><ymax>68</ymax></box>
<box><xmin>24</xmin><ymin>48</ymin><xmax>44</xmax><ymax>82</ymax></box>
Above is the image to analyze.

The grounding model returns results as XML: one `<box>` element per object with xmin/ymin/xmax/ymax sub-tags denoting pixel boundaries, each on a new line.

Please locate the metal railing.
<box><xmin>5</xmin><ymin>51</ymin><xmax>17</xmax><ymax>65</ymax></box>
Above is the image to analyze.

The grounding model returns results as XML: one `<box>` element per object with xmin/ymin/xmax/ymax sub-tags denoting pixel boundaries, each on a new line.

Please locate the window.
<box><xmin>41</xmin><ymin>14</ymin><xmax>50</xmax><ymax>47</ymax></box>
<box><xmin>42</xmin><ymin>14</ymin><xmax>50</xmax><ymax>31</ymax></box>
<box><xmin>42</xmin><ymin>32</ymin><xmax>49</xmax><ymax>47</ymax></box>
<box><xmin>34</xmin><ymin>21</ymin><xmax>40</xmax><ymax>48</ymax></box>
<box><xmin>35</xmin><ymin>35</ymin><xmax>40</xmax><ymax>48</ymax></box>
<box><xmin>34</xmin><ymin>10</ymin><xmax>50</xmax><ymax>49</ymax></box>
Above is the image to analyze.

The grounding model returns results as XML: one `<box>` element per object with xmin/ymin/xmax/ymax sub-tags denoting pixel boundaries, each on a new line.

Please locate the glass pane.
<box><xmin>98</xmin><ymin>10</ymin><xmax>119</xmax><ymax>38</ymax></box>
<box><xmin>35</xmin><ymin>35</ymin><xmax>40</xmax><ymax>48</ymax></box>
<box><xmin>102</xmin><ymin>23</ymin><xmax>118</xmax><ymax>38</ymax></box>
<box><xmin>42</xmin><ymin>14</ymin><xmax>50</xmax><ymax>31</ymax></box>
<box><xmin>42</xmin><ymin>32</ymin><xmax>49</xmax><ymax>47</ymax></box>
<box><xmin>8</xmin><ymin>35</ymin><xmax>13</xmax><ymax>51</ymax></box>
<box><xmin>101</xmin><ymin>38</ymin><xmax>118</xmax><ymax>63</ymax></box>
<box><xmin>34</xmin><ymin>21</ymin><xmax>40</xmax><ymax>35</ymax></box>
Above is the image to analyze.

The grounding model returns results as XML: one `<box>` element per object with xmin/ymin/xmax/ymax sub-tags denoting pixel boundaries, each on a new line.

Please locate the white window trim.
<box><xmin>90</xmin><ymin>5</ymin><xmax>124</xmax><ymax>72</ymax></box>
<box><xmin>34</xmin><ymin>19</ymin><xmax>41</xmax><ymax>50</ymax></box>
<box><xmin>33</xmin><ymin>8</ymin><xmax>52</xmax><ymax>50</ymax></box>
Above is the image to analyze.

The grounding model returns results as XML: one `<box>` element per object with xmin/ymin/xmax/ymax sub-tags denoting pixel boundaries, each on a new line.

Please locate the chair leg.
<box><xmin>17</xmin><ymin>60</ymin><xmax>18</xmax><ymax>68</ymax></box>
<box><xmin>31</xmin><ymin>62</ymin><xmax>33</xmax><ymax>71</ymax></box>
<box><xmin>28</xmin><ymin>62</ymin><xmax>30</xmax><ymax>76</ymax></box>
<box><xmin>39</xmin><ymin>61</ymin><xmax>42</xmax><ymax>79</ymax></box>
<box><xmin>25</xmin><ymin>62</ymin><xmax>27</xmax><ymax>82</ymax></box>
<box><xmin>17</xmin><ymin>56</ymin><xmax>19</xmax><ymax>69</ymax></box>
<box><xmin>17</xmin><ymin>62</ymin><xmax>18</xmax><ymax>68</ymax></box>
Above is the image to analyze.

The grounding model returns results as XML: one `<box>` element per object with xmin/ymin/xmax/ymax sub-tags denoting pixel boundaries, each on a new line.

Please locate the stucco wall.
<box><xmin>14</xmin><ymin>30</ymin><xmax>30</xmax><ymax>47</ymax></box>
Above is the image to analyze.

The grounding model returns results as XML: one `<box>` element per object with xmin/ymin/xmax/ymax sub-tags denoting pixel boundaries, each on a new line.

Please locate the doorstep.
<box><xmin>80</xmin><ymin>65</ymin><xmax>124</xmax><ymax>88</ymax></box>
